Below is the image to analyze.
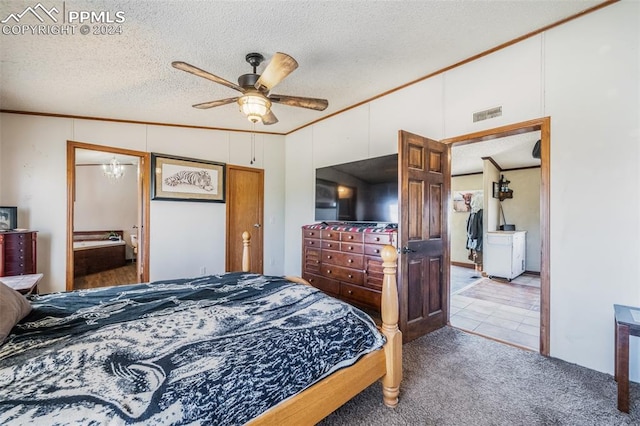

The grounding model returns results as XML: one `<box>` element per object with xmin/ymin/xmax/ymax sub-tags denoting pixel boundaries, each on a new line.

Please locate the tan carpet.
<box><xmin>320</xmin><ymin>326</ymin><xmax>639</xmax><ymax>425</ymax></box>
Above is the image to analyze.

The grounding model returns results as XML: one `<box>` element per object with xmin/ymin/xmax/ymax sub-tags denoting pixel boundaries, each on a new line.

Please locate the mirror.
<box><xmin>68</xmin><ymin>144</ymin><xmax>149</xmax><ymax>290</ymax></box>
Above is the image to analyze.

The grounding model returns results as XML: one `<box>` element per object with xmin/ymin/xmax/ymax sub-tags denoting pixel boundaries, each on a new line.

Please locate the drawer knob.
<box><xmin>374</xmin><ymin>249</ymin><xmax>379</xmax><ymax>253</ymax></box>
<box><xmin>348</xmin><ymin>246</ymin><xmax>353</xmax><ymax>250</ymax></box>
<box><xmin>326</xmin><ymin>255</ymin><xmax>332</xmax><ymax>259</ymax></box>
<box><xmin>309</xmin><ymin>278</ymin><xmax>314</xmax><ymax>283</ymax></box>
<box><xmin>348</xmin><ymin>235</ymin><xmax>353</xmax><ymax>240</ymax></box>
<box><xmin>316</xmin><ymin>260</ymin><xmax>320</xmax><ymax>264</ymax></box>
<box><xmin>327</xmin><ymin>233</ymin><xmax>332</xmax><ymax>237</ymax></box>
<box><xmin>327</xmin><ymin>270</ymin><xmax>331</xmax><ymax>274</ymax></box>
<box><xmin>309</xmin><ymin>241</ymin><xmax>314</xmax><ymax>245</ymax></box>
<box><xmin>348</xmin><ymin>290</ymin><xmax>353</xmax><ymax>295</ymax></box>
<box><xmin>348</xmin><ymin>259</ymin><xmax>353</xmax><ymax>263</ymax></box>
<box><xmin>348</xmin><ymin>274</ymin><xmax>353</xmax><ymax>278</ymax></box>
<box><xmin>327</xmin><ymin>244</ymin><xmax>332</xmax><ymax>247</ymax></box>
<box><xmin>375</xmin><ymin>237</ymin><xmax>380</xmax><ymax>241</ymax></box>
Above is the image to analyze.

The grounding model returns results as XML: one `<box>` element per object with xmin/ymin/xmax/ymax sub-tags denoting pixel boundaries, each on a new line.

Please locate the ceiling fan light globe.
<box><xmin>238</xmin><ymin>93</ymin><xmax>271</xmax><ymax>122</ymax></box>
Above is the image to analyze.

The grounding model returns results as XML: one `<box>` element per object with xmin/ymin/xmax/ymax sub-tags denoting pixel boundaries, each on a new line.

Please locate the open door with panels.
<box><xmin>398</xmin><ymin>130</ymin><xmax>450</xmax><ymax>342</ymax></box>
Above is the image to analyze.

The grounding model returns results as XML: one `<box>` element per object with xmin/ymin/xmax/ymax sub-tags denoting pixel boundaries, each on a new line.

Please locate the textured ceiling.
<box><xmin>0</xmin><ymin>0</ymin><xmax>607</xmax><ymax>134</ymax></box>
<box><xmin>451</xmin><ymin>131</ymin><xmax>541</xmax><ymax>175</ymax></box>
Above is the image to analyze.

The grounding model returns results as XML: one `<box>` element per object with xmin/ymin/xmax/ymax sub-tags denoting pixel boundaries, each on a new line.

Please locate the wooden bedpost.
<box><xmin>242</xmin><ymin>231</ymin><xmax>251</xmax><ymax>272</ymax></box>
<box><xmin>380</xmin><ymin>244</ymin><xmax>401</xmax><ymax>408</ymax></box>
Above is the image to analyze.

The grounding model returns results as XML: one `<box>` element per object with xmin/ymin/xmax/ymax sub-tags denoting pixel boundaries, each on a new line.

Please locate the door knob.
<box><xmin>401</xmin><ymin>246</ymin><xmax>415</xmax><ymax>254</ymax></box>
<box><xmin>253</xmin><ymin>223</ymin><xmax>261</xmax><ymax>228</ymax></box>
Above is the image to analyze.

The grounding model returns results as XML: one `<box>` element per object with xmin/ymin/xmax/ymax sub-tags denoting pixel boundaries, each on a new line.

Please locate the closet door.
<box><xmin>225</xmin><ymin>165</ymin><xmax>264</xmax><ymax>273</ymax></box>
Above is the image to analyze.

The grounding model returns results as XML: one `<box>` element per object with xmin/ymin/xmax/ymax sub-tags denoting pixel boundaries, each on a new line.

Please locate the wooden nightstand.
<box><xmin>0</xmin><ymin>273</ymin><xmax>43</xmax><ymax>295</ymax></box>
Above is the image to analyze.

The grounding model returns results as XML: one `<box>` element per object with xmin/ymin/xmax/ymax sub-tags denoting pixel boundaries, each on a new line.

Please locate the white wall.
<box><xmin>500</xmin><ymin>168</ymin><xmax>541</xmax><ymax>272</ymax></box>
<box><xmin>544</xmin><ymin>1</ymin><xmax>640</xmax><ymax>380</ymax></box>
<box><xmin>284</xmin><ymin>2</ymin><xmax>639</xmax><ymax>381</ymax></box>
<box><xmin>75</xmin><ymin>164</ymin><xmax>139</xmax><ymax>259</ymax></box>
<box><xmin>74</xmin><ymin>166</ymin><xmax>138</xmax><ymax>232</ymax></box>
<box><xmin>0</xmin><ymin>115</ymin><xmax>286</xmax><ymax>292</ymax></box>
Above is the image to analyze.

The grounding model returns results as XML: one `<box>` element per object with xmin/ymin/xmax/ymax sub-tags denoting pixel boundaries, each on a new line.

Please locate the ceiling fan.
<box><xmin>172</xmin><ymin>52</ymin><xmax>329</xmax><ymax>125</ymax></box>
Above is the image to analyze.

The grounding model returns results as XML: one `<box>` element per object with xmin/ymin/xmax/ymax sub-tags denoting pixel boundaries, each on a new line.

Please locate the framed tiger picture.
<box><xmin>151</xmin><ymin>153</ymin><xmax>225</xmax><ymax>202</ymax></box>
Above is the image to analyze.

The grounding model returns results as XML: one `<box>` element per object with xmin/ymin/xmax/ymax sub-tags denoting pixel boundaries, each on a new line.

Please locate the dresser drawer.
<box><xmin>364</xmin><ymin>257</ymin><xmax>384</xmax><ymax>290</ymax></box>
<box><xmin>4</xmin><ymin>262</ymin><xmax>35</xmax><ymax>275</ymax></box>
<box><xmin>304</xmin><ymin>247</ymin><xmax>321</xmax><ymax>273</ymax></box>
<box><xmin>321</xmin><ymin>240</ymin><xmax>339</xmax><ymax>250</ymax></box>
<box><xmin>304</xmin><ymin>238</ymin><xmax>321</xmax><ymax>248</ymax></box>
<box><xmin>340</xmin><ymin>232</ymin><xmax>363</xmax><ymax>243</ymax></box>
<box><xmin>303</xmin><ymin>273</ymin><xmax>339</xmax><ymax>296</ymax></box>
<box><xmin>340</xmin><ymin>242</ymin><xmax>363</xmax><ymax>254</ymax></box>
<box><xmin>321</xmin><ymin>230</ymin><xmax>340</xmax><ymax>241</ymax></box>
<box><xmin>340</xmin><ymin>283</ymin><xmax>381</xmax><ymax>309</ymax></box>
<box><xmin>4</xmin><ymin>248</ymin><xmax>33</xmax><ymax>263</ymax></box>
<box><xmin>364</xmin><ymin>244</ymin><xmax>386</xmax><ymax>257</ymax></box>
<box><xmin>303</xmin><ymin>229</ymin><xmax>321</xmax><ymax>239</ymax></box>
<box><xmin>321</xmin><ymin>264</ymin><xmax>364</xmax><ymax>284</ymax></box>
<box><xmin>322</xmin><ymin>249</ymin><xmax>364</xmax><ymax>269</ymax></box>
<box><xmin>3</xmin><ymin>237</ymin><xmax>29</xmax><ymax>250</ymax></box>
<box><xmin>364</xmin><ymin>232</ymin><xmax>395</xmax><ymax>245</ymax></box>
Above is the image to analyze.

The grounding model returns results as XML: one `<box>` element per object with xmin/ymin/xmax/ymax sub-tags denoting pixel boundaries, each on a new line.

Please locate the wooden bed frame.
<box><xmin>239</xmin><ymin>232</ymin><xmax>402</xmax><ymax>425</ymax></box>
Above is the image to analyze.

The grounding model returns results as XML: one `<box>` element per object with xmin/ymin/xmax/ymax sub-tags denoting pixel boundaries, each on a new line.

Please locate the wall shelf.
<box><xmin>493</xmin><ymin>175</ymin><xmax>513</xmax><ymax>201</ymax></box>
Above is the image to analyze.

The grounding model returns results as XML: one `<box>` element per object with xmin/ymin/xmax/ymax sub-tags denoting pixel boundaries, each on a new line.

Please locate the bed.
<box><xmin>0</xmin><ymin>232</ymin><xmax>401</xmax><ymax>425</ymax></box>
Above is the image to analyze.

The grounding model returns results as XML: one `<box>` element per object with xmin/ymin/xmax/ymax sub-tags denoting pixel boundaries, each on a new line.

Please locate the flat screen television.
<box><xmin>315</xmin><ymin>154</ymin><xmax>398</xmax><ymax>224</ymax></box>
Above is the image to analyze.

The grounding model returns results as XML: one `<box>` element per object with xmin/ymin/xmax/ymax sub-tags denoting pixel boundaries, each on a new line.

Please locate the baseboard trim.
<box><xmin>451</xmin><ymin>261</ymin><xmax>475</xmax><ymax>269</ymax></box>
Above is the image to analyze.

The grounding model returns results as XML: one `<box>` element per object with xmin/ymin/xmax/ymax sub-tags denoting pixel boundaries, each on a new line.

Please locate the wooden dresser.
<box><xmin>0</xmin><ymin>230</ymin><xmax>37</xmax><ymax>277</ymax></box>
<box><xmin>301</xmin><ymin>223</ymin><xmax>397</xmax><ymax>312</ymax></box>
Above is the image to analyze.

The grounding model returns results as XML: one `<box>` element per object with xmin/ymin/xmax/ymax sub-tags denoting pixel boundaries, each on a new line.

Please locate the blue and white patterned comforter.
<box><xmin>0</xmin><ymin>273</ymin><xmax>384</xmax><ymax>425</ymax></box>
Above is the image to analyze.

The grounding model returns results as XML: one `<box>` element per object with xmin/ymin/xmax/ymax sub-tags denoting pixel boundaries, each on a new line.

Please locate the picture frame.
<box><xmin>452</xmin><ymin>190</ymin><xmax>483</xmax><ymax>212</ymax></box>
<box><xmin>151</xmin><ymin>153</ymin><xmax>225</xmax><ymax>202</ymax></box>
<box><xmin>0</xmin><ymin>206</ymin><xmax>17</xmax><ymax>230</ymax></box>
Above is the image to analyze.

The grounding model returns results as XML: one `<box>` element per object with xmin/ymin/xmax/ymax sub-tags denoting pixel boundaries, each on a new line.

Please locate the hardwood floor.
<box><xmin>74</xmin><ymin>262</ymin><xmax>139</xmax><ymax>290</ymax></box>
<box><xmin>450</xmin><ymin>272</ymin><xmax>541</xmax><ymax>351</ymax></box>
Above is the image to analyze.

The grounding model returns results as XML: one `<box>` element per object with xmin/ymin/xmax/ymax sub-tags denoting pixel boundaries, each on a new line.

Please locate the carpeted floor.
<box><xmin>320</xmin><ymin>327</ymin><xmax>639</xmax><ymax>425</ymax></box>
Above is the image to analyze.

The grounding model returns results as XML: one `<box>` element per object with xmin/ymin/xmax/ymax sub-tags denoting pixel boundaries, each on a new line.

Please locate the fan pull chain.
<box><xmin>250</xmin><ymin>123</ymin><xmax>256</xmax><ymax>165</ymax></box>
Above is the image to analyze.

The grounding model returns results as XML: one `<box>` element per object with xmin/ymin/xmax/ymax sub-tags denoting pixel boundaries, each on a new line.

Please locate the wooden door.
<box><xmin>398</xmin><ymin>130</ymin><xmax>450</xmax><ymax>342</ymax></box>
<box><xmin>226</xmin><ymin>165</ymin><xmax>264</xmax><ymax>273</ymax></box>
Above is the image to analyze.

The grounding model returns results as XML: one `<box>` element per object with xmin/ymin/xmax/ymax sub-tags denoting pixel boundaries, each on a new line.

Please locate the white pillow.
<box><xmin>0</xmin><ymin>281</ymin><xmax>32</xmax><ymax>343</ymax></box>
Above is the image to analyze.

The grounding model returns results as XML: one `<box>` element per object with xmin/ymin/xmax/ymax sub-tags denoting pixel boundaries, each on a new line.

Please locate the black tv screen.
<box><xmin>315</xmin><ymin>154</ymin><xmax>398</xmax><ymax>224</ymax></box>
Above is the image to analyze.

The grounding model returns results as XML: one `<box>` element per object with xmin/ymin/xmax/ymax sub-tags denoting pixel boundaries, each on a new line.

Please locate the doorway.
<box><xmin>66</xmin><ymin>141</ymin><xmax>150</xmax><ymax>290</ymax></box>
<box><xmin>442</xmin><ymin>117</ymin><xmax>550</xmax><ymax>355</ymax></box>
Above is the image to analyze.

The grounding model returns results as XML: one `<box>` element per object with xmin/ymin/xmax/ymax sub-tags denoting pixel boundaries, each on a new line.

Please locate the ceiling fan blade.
<box><xmin>255</xmin><ymin>52</ymin><xmax>298</xmax><ymax>91</ymax></box>
<box><xmin>262</xmin><ymin>110</ymin><xmax>278</xmax><ymax>125</ymax></box>
<box><xmin>269</xmin><ymin>94</ymin><xmax>328</xmax><ymax>111</ymax></box>
<box><xmin>172</xmin><ymin>61</ymin><xmax>243</xmax><ymax>93</ymax></box>
<box><xmin>192</xmin><ymin>97</ymin><xmax>239</xmax><ymax>109</ymax></box>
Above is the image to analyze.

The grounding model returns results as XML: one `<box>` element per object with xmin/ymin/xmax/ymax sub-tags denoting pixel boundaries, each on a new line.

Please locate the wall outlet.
<box><xmin>200</xmin><ymin>266</ymin><xmax>206</xmax><ymax>275</ymax></box>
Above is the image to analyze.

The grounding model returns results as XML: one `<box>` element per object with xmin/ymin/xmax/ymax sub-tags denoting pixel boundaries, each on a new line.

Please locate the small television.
<box><xmin>315</xmin><ymin>154</ymin><xmax>398</xmax><ymax>224</ymax></box>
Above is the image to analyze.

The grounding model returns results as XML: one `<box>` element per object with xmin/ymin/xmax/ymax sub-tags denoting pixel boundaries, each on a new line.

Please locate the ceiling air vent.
<box><xmin>473</xmin><ymin>106</ymin><xmax>502</xmax><ymax>123</ymax></box>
